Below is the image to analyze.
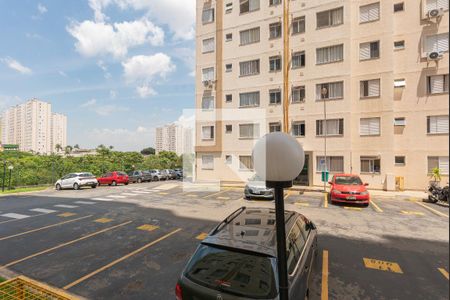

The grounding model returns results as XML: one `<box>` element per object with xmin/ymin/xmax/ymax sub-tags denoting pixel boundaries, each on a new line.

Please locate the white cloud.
<box><xmin>1</xmin><ymin>57</ymin><xmax>32</xmax><ymax>75</ymax></box>
<box><xmin>85</xmin><ymin>126</ymin><xmax>154</xmax><ymax>151</ymax></box>
<box><xmin>173</xmin><ymin>47</ymin><xmax>195</xmax><ymax>76</ymax></box>
<box><xmin>58</xmin><ymin>70</ymin><xmax>68</xmax><ymax>77</ymax></box>
<box><xmin>97</xmin><ymin>60</ymin><xmax>112</xmax><ymax>78</ymax></box>
<box><xmin>109</xmin><ymin>90</ymin><xmax>117</xmax><ymax>99</ymax></box>
<box><xmin>90</xmin><ymin>0</ymin><xmax>196</xmax><ymax>40</ymax></box>
<box><xmin>67</xmin><ymin>19</ymin><xmax>164</xmax><ymax>58</ymax></box>
<box><xmin>122</xmin><ymin>53</ymin><xmax>175</xmax><ymax>98</ymax></box>
<box><xmin>80</xmin><ymin>98</ymin><xmax>129</xmax><ymax>116</ymax></box>
<box><xmin>37</xmin><ymin>3</ymin><xmax>48</xmax><ymax>14</ymax></box>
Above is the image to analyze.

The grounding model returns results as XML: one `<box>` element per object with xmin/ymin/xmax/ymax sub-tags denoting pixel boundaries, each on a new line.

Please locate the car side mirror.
<box><xmin>306</xmin><ymin>222</ymin><xmax>317</xmax><ymax>231</ymax></box>
<box><xmin>364</xmin><ymin>183</ymin><xmax>369</xmax><ymax>186</ymax></box>
<box><xmin>328</xmin><ymin>181</ymin><xmax>333</xmax><ymax>185</ymax></box>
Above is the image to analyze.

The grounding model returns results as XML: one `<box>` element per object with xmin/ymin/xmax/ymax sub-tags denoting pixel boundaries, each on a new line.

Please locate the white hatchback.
<box><xmin>55</xmin><ymin>172</ymin><xmax>98</xmax><ymax>190</ymax></box>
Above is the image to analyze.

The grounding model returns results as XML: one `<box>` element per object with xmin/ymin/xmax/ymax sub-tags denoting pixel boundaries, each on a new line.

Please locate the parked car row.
<box><xmin>55</xmin><ymin>169</ymin><xmax>183</xmax><ymax>190</ymax></box>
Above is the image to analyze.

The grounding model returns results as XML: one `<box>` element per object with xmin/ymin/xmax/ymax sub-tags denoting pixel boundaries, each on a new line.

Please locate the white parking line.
<box><xmin>30</xmin><ymin>208</ymin><xmax>58</xmax><ymax>214</ymax></box>
<box><xmin>131</xmin><ymin>191</ymin><xmax>150</xmax><ymax>194</ymax></box>
<box><xmin>74</xmin><ymin>201</ymin><xmax>97</xmax><ymax>205</ymax></box>
<box><xmin>1</xmin><ymin>213</ymin><xmax>30</xmax><ymax>219</ymax></box>
<box><xmin>91</xmin><ymin>198</ymin><xmax>113</xmax><ymax>201</ymax></box>
<box><xmin>54</xmin><ymin>205</ymin><xmax>79</xmax><ymax>209</ymax></box>
<box><xmin>121</xmin><ymin>193</ymin><xmax>139</xmax><ymax>196</ymax></box>
<box><xmin>107</xmin><ymin>195</ymin><xmax>126</xmax><ymax>199</ymax></box>
<box><xmin>151</xmin><ymin>183</ymin><xmax>179</xmax><ymax>190</ymax></box>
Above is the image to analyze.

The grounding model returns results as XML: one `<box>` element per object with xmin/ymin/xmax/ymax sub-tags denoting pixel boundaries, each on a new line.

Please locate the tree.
<box><xmin>140</xmin><ymin>147</ymin><xmax>155</xmax><ymax>155</ymax></box>
<box><xmin>64</xmin><ymin>145</ymin><xmax>73</xmax><ymax>155</ymax></box>
<box><xmin>74</xmin><ymin>144</ymin><xmax>80</xmax><ymax>149</ymax></box>
<box><xmin>55</xmin><ymin>144</ymin><xmax>62</xmax><ymax>153</ymax></box>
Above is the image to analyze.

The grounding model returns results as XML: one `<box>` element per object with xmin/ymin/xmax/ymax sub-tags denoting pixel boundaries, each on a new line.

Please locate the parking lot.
<box><xmin>0</xmin><ymin>181</ymin><xmax>448</xmax><ymax>299</ymax></box>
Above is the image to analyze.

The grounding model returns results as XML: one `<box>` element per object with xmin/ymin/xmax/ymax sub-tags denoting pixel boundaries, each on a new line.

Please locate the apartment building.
<box><xmin>155</xmin><ymin>123</ymin><xmax>194</xmax><ymax>156</ymax></box>
<box><xmin>0</xmin><ymin>99</ymin><xmax>67</xmax><ymax>154</ymax></box>
<box><xmin>195</xmin><ymin>0</ymin><xmax>449</xmax><ymax>190</ymax></box>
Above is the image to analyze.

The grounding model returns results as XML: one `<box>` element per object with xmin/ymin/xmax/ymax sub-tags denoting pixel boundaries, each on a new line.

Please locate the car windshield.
<box><xmin>249</xmin><ymin>174</ymin><xmax>264</xmax><ymax>182</ymax></box>
<box><xmin>184</xmin><ymin>244</ymin><xmax>277</xmax><ymax>299</ymax></box>
<box><xmin>335</xmin><ymin>176</ymin><xmax>363</xmax><ymax>185</ymax></box>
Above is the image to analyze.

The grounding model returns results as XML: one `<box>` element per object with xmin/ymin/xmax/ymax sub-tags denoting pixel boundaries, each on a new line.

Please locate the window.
<box><xmin>225</xmin><ymin>2</ymin><xmax>233</xmax><ymax>13</ymax></box>
<box><xmin>292</xmin><ymin>86</ymin><xmax>305</xmax><ymax>103</ymax></box>
<box><xmin>269</xmin><ymin>56</ymin><xmax>282</xmax><ymax>71</ymax></box>
<box><xmin>360</xmin><ymin>41</ymin><xmax>380</xmax><ymax>60</ymax></box>
<box><xmin>239</xmin><ymin>156</ymin><xmax>254</xmax><ymax>170</ymax></box>
<box><xmin>226</xmin><ymin>94</ymin><xmax>233</xmax><ymax>102</ymax></box>
<box><xmin>202</xmin><ymin>38</ymin><xmax>215</xmax><ymax>53</ymax></box>
<box><xmin>240</xmin><ymin>0</ymin><xmax>260</xmax><ymax>13</ymax></box>
<box><xmin>269</xmin><ymin>122</ymin><xmax>281</xmax><ymax>133</ymax></box>
<box><xmin>426</xmin><ymin>0</ymin><xmax>449</xmax><ymax>11</ymax></box>
<box><xmin>240</xmin><ymin>27</ymin><xmax>260</xmax><ymax>45</ymax></box>
<box><xmin>360</xmin><ymin>117</ymin><xmax>381</xmax><ymax>136</ymax></box>
<box><xmin>425</xmin><ymin>33</ymin><xmax>449</xmax><ymax>53</ymax></box>
<box><xmin>240</xmin><ymin>59</ymin><xmax>260</xmax><ymax>76</ymax></box>
<box><xmin>361</xmin><ymin>157</ymin><xmax>381</xmax><ymax>173</ymax></box>
<box><xmin>427</xmin><ymin>115</ymin><xmax>449</xmax><ymax>134</ymax></box>
<box><xmin>316</xmin><ymin>44</ymin><xmax>344</xmax><ymax>64</ymax></box>
<box><xmin>286</xmin><ymin>223</ymin><xmax>305</xmax><ymax>275</ymax></box>
<box><xmin>201</xmin><ymin>126</ymin><xmax>214</xmax><ymax>140</ymax></box>
<box><xmin>292</xmin><ymin>16</ymin><xmax>305</xmax><ymax>34</ymax></box>
<box><xmin>269</xmin><ymin>89</ymin><xmax>282</xmax><ymax>104</ymax></box>
<box><xmin>316</xmin><ymin>156</ymin><xmax>344</xmax><ymax>172</ymax></box>
<box><xmin>239</xmin><ymin>91</ymin><xmax>260</xmax><ymax>107</ymax></box>
<box><xmin>395</xmin><ymin>156</ymin><xmax>406</xmax><ymax>166</ymax></box>
<box><xmin>269</xmin><ymin>0</ymin><xmax>281</xmax><ymax>6</ymax></box>
<box><xmin>316</xmin><ymin>119</ymin><xmax>344</xmax><ymax>136</ymax></box>
<box><xmin>360</xmin><ymin>79</ymin><xmax>380</xmax><ymax>98</ymax></box>
<box><xmin>360</xmin><ymin>2</ymin><xmax>380</xmax><ymax>23</ymax></box>
<box><xmin>225</xmin><ymin>63</ymin><xmax>232</xmax><ymax>72</ymax></box>
<box><xmin>292</xmin><ymin>121</ymin><xmax>305</xmax><ymax>137</ymax></box>
<box><xmin>316</xmin><ymin>81</ymin><xmax>344</xmax><ymax>100</ymax></box>
<box><xmin>428</xmin><ymin>74</ymin><xmax>449</xmax><ymax>94</ymax></box>
<box><xmin>394</xmin><ymin>40</ymin><xmax>405</xmax><ymax>50</ymax></box>
<box><xmin>202</xmin><ymin>8</ymin><xmax>214</xmax><ymax>24</ymax></box>
<box><xmin>202</xmin><ymin>155</ymin><xmax>214</xmax><ymax>170</ymax></box>
<box><xmin>317</xmin><ymin>7</ymin><xmax>344</xmax><ymax>28</ymax></box>
<box><xmin>202</xmin><ymin>67</ymin><xmax>215</xmax><ymax>81</ymax></box>
<box><xmin>225</xmin><ymin>155</ymin><xmax>232</xmax><ymax>164</ymax></box>
<box><xmin>292</xmin><ymin>51</ymin><xmax>305</xmax><ymax>68</ymax></box>
<box><xmin>201</xmin><ymin>96</ymin><xmax>215</xmax><ymax>110</ymax></box>
<box><xmin>225</xmin><ymin>33</ymin><xmax>233</xmax><ymax>41</ymax></box>
<box><xmin>394</xmin><ymin>79</ymin><xmax>406</xmax><ymax>87</ymax></box>
<box><xmin>394</xmin><ymin>2</ymin><xmax>404</xmax><ymax>12</ymax></box>
<box><xmin>428</xmin><ymin>156</ymin><xmax>449</xmax><ymax>175</ymax></box>
<box><xmin>239</xmin><ymin>124</ymin><xmax>260</xmax><ymax>138</ymax></box>
<box><xmin>394</xmin><ymin>117</ymin><xmax>406</xmax><ymax>126</ymax></box>
<box><xmin>225</xmin><ymin>125</ymin><xmax>233</xmax><ymax>133</ymax></box>
<box><xmin>269</xmin><ymin>22</ymin><xmax>282</xmax><ymax>39</ymax></box>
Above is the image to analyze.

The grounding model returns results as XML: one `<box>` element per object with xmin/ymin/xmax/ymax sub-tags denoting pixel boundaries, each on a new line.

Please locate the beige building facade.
<box><xmin>1</xmin><ymin>99</ymin><xmax>67</xmax><ymax>154</ymax></box>
<box><xmin>195</xmin><ymin>0</ymin><xmax>449</xmax><ymax>190</ymax></box>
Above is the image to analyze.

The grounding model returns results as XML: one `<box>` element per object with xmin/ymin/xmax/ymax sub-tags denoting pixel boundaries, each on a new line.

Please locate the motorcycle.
<box><xmin>427</xmin><ymin>182</ymin><xmax>449</xmax><ymax>204</ymax></box>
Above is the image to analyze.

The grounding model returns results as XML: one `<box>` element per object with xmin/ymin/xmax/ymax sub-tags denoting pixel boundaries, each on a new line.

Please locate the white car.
<box><xmin>55</xmin><ymin>173</ymin><xmax>98</xmax><ymax>190</ymax></box>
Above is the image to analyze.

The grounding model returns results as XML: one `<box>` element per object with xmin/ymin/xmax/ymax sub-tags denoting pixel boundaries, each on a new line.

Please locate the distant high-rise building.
<box><xmin>0</xmin><ymin>99</ymin><xmax>67</xmax><ymax>154</ymax></box>
<box><xmin>155</xmin><ymin>123</ymin><xmax>194</xmax><ymax>156</ymax></box>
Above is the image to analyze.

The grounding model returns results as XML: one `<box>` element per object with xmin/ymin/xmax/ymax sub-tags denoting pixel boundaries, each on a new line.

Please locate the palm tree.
<box><xmin>55</xmin><ymin>144</ymin><xmax>62</xmax><ymax>153</ymax></box>
<box><xmin>74</xmin><ymin>144</ymin><xmax>80</xmax><ymax>150</ymax></box>
<box><xmin>64</xmin><ymin>145</ymin><xmax>73</xmax><ymax>155</ymax></box>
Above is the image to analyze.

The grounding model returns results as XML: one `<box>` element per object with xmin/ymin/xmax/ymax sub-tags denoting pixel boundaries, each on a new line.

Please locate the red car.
<box><xmin>328</xmin><ymin>174</ymin><xmax>370</xmax><ymax>206</ymax></box>
<box><xmin>97</xmin><ymin>171</ymin><xmax>129</xmax><ymax>186</ymax></box>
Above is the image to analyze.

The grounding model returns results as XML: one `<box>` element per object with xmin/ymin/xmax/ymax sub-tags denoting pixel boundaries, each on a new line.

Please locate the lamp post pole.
<box><xmin>2</xmin><ymin>160</ymin><xmax>6</xmax><ymax>192</ymax></box>
<box><xmin>8</xmin><ymin>165</ymin><xmax>13</xmax><ymax>190</ymax></box>
<box><xmin>322</xmin><ymin>88</ymin><xmax>328</xmax><ymax>192</ymax></box>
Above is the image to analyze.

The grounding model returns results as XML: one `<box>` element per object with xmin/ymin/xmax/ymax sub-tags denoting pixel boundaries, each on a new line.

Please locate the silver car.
<box><xmin>244</xmin><ymin>175</ymin><xmax>274</xmax><ymax>200</ymax></box>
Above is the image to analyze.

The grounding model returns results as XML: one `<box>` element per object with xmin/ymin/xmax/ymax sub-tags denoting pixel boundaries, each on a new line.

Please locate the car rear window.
<box><xmin>79</xmin><ymin>173</ymin><xmax>94</xmax><ymax>178</ymax></box>
<box><xmin>335</xmin><ymin>176</ymin><xmax>362</xmax><ymax>185</ymax></box>
<box><xmin>184</xmin><ymin>244</ymin><xmax>277</xmax><ymax>299</ymax></box>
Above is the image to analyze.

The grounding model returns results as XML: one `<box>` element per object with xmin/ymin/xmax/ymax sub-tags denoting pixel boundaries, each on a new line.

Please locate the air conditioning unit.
<box><xmin>427</xmin><ymin>51</ymin><xmax>443</xmax><ymax>61</ymax></box>
<box><xmin>202</xmin><ymin>80</ymin><xmax>214</xmax><ymax>88</ymax></box>
<box><xmin>427</xmin><ymin>8</ymin><xmax>444</xmax><ymax>18</ymax></box>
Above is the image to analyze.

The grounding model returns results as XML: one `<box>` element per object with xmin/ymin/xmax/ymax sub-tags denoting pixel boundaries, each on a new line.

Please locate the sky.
<box><xmin>0</xmin><ymin>0</ymin><xmax>196</xmax><ymax>151</ymax></box>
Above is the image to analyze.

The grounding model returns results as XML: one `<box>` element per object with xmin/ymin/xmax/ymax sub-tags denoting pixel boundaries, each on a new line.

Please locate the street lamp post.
<box><xmin>321</xmin><ymin>88</ymin><xmax>328</xmax><ymax>192</ymax></box>
<box><xmin>8</xmin><ymin>165</ymin><xmax>14</xmax><ymax>190</ymax></box>
<box><xmin>253</xmin><ymin>133</ymin><xmax>305</xmax><ymax>300</ymax></box>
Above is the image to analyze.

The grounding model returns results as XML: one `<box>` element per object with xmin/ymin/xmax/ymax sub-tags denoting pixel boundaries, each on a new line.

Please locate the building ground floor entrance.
<box><xmin>294</xmin><ymin>153</ymin><xmax>312</xmax><ymax>186</ymax></box>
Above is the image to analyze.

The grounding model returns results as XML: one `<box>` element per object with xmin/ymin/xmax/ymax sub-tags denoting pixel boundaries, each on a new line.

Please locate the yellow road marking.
<box><xmin>401</xmin><ymin>210</ymin><xmax>425</xmax><ymax>216</ymax></box>
<box><xmin>344</xmin><ymin>207</ymin><xmax>362</xmax><ymax>211</ymax></box>
<box><xmin>438</xmin><ymin>268</ymin><xmax>449</xmax><ymax>280</ymax></box>
<box><xmin>323</xmin><ymin>193</ymin><xmax>328</xmax><ymax>208</ymax></box>
<box><xmin>159</xmin><ymin>192</ymin><xmax>169</xmax><ymax>195</ymax></box>
<box><xmin>0</xmin><ymin>221</ymin><xmax>132</xmax><ymax>270</ymax></box>
<box><xmin>363</xmin><ymin>258</ymin><xmax>403</xmax><ymax>274</ymax></box>
<box><xmin>321</xmin><ymin>250</ymin><xmax>329</xmax><ymax>300</ymax></box>
<box><xmin>186</xmin><ymin>194</ymin><xmax>197</xmax><ymax>197</ymax></box>
<box><xmin>217</xmin><ymin>197</ymin><xmax>230</xmax><ymax>200</ymax></box>
<box><xmin>63</xmin><ymin>228</ymin><xmax>182</xmax><ymax>290</ymax></box>
<box><xmin>196</xmin><ymin>233</ymin><xmax>209</xmax><ymax>240</ymax></box>
<box><xmin>137</xmin><ymin>224</ymin><xmax>159</xmax><ymax>232</ymax></box>
<box><xmin>94</xmin><ymin>218</ymin><xmax>113</xmax><ymax>223</ymax></box>
<box><xmin>370</xmin><ymin>200</ymin><xmax>383</xmax><ymax>213</ymax></box>
<box><xmin>409</xmin><ymin>197</ymin><xmax>420</xmax><ymax>202</ymax></box>
<box><xmin>295</xmin><ymin>202</ymin><xmax>310</xmax><ymax>207</ymax></box>
<box><xmin>0</xmin><ymin>215</ymin><xmax>93</xmax><ymax>241</ymax></box>
<box><xmin>58</xmin><ymin>212</ymin><xmax>76</xmax><ymax>217</ymax></box>
<box><xmin>203</xmin><ymin>189</ymin><xmax>229</xmax><ymax>199</ymax></box>
<box><xmin>415</xmin><ymin>202</ymin><xmax>449</xmax><ymax>218</ymax></box>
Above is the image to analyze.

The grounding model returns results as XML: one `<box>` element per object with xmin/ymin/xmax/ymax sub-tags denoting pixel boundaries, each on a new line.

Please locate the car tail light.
<box><xmin>175</xmin><ymin>283</ymin><xmax>183</xmax><ymax>300</ymax></box>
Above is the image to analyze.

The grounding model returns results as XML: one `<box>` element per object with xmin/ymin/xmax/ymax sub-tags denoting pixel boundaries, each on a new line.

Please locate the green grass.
<box><xmin>0</xmin><ymin>276</ymin><xmax>6</xmax><ymax>283</ymax></box>
<box><xmin>0</xmin><ymin>186</ymin><xmax>50</xmax><ymax>195</ymax></box>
